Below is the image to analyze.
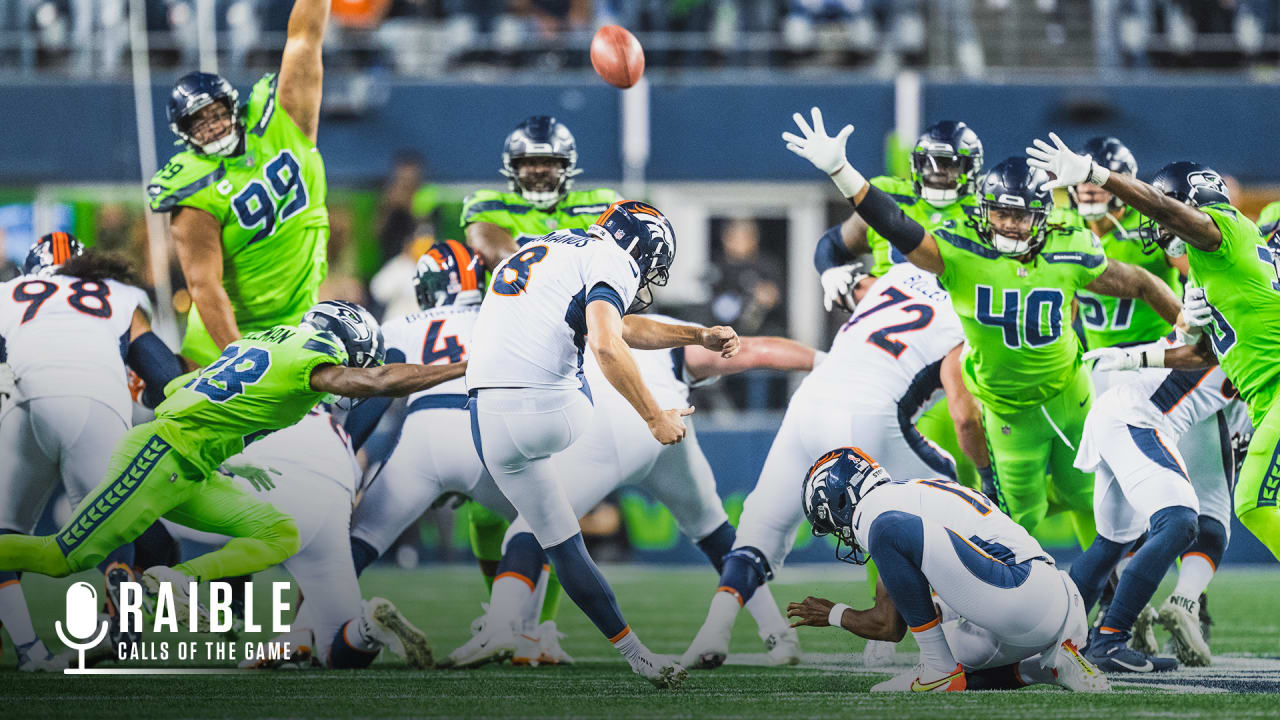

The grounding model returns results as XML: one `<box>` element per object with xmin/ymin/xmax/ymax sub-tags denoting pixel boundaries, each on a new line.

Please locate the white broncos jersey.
<box><xmin>803</xmin><ymin>263</ymin><xmax>965</xmax><ymax>415</ymax></box>
<box><xmin>581</xmin><ymin>313</ymin><xmax>698</xmax><ymax>410</ymax></box>
<box><xmin>467</xmin><ymin>230</ymin><xmax>640</xmax><ymax>392</ymax></box>
<box><xmin>0</xmin><ymin>273</ymin><xmax>149</xmax><ymax>422</ymax></box>
<box><xmin>855</xmin><ymin>477</ymin><xmax>1052</xmax><ymax>567</ymax></box>
<box><xmin>1099</xmin><ymin>362</ymin><xmax>1241</xmax><ymax>436</ymax></box>
<box><xmin>237</xmin><ymin>407</ymin><xmax>360</xmax><ymax>497</ymax></box>
<box><xmin>382</xmin><ymin>303</ymin><xmax>479</xmax><ymax>408</ymax></box>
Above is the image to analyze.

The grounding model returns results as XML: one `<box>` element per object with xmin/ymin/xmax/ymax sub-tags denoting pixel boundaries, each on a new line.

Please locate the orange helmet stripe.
<box><xmin>445</xmin><ymin>239</ymin><xmax>478</xmax><ymax>291</ymax></box>
<box><xmin>51</xmin><ymin>232</ymin><xmax>69</xmax><ymax>265</ymax></box>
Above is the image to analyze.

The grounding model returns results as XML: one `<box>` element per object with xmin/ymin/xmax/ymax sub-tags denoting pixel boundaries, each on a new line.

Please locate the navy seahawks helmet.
<box><xmin>589</xmin><ymin>200</ymin><xmax>676</xmax><ymax>312</ymax></box>
<box><xmin>413</xmin><ymin>240</ymin><xmax>486</xmax><ymax>310</ymax></box>
<box><xmin>977</xmin><ymin>158</ymin><xmax>1054</xmax><ymax>257</ymax></box>
<box><xmin>168</xmin><ymin>72</ymin><xmax>242</xmax><ymax>157</ymax></box>
<box><xmin>801</xmin><ymin>447</ymin><xmax>893</xmax><ymax>565</ymax></box>
<box><xmin>301</xmin><ymin>301</ymin><xmax>385</xmax><ymax>369</ymax></box>
<box><xmin>24</xmin><ymin>232</ymin><xmax>85</xmax><ymax>276</ymax></box>
<box><xmin>1069</xmin><ymin>136</ymin><xmax>1137</xmax><ymax>221</ymax></box>
<box><xmin>1140</xmin><ymin>161</ymin><xmax>1231</xmax><ymax>252</ymax></box>
<box><xmin>500</xmin><ymin>116</ymin><xmax>582</xmax><ymax>210</ymax></box>
<box><xmin>911</xmin><ymin>121</ymin><xmax>984</xmax><ymax>208</ymax></box>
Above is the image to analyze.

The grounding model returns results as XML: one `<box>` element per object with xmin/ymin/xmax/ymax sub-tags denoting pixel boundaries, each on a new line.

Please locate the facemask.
<box><xmin>519</xmin><ymin>188</ymin><xmax>560</xmax><ymax>209</ymax></box>
<box><xmin>992</xmin><ymin>232</ymin><xmax>1031</xmax><ymax>256</ymax></box>
<box><xmin>197</xmin><ymin>130</ymin><xmax>240</xmax><ymax>158</ymax></box>
<box><xmin>920</xmin><ymin>185</ymin><xmax>959</xmax><ymax>208</ymax></box>
<box><xmin>1076</xmin><ymin>201</ymin><xmax>1109</xmax><ymax>221</ymax></box>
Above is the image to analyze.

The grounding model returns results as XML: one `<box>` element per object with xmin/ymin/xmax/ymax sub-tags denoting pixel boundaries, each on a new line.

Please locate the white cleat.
<box><xmin>871</xmin><ymin>662</ymin><xmax>966</xmax><ymax>692</ymax></box>
<box><xmin>763</xmin><ymin>627</ymin><xmax>801</xmax><ymax>666</ymax></box>
<box><xmin>862</xmin><ymin>639</ymin><xmax>897</xmax><ymax>667</ymax></box>
<box><xmin>142</xmin><ymin>566</ymin><xmax>211</xmax><ymax>632</ymax></box>
<box><xmin>1130</xmin><ymin>605</ymin><xmax>1160</xmax><ymax>655</ymax></box>
<box><xmin>1157</xmin><ymin>594</ymin><xmax>1211</xmax><ymax>667</ymax></box>
<box><xmin>628</xmin><ymin>652</ymin><xmax>687</xmax><ymax>689</ymax></box>
<box><xmin>680</xmin><ymin>622</ymin><xmax>730</xmax><ymax>670</ymax></box>
<box><xmin>512</xmin><ymin>625</ymin><xmax>542</xmax><ymax>666</ymax></box>
<box><xmin>1049</xmin><ymin>639</ymin><xmax>1110</xmax><ymax>692</ymax></box>
<box><xmin>17</xmin><ymin>641</ymin><xmax>67</xmax><ymax>672</ymax></box>
<box><xmin>536</xmin><ymin>621</ymin><xmax>574</xmax><ymax>665</ymax></box>
<box><xmin>361</xmin><ymin>597</ymin><xmax>433</xmax><ymax>669</ymax></box>
<box><xmin>443</xmin><ymin>616</ymin><xmax>517</xmax><ymax>669</ymax></box>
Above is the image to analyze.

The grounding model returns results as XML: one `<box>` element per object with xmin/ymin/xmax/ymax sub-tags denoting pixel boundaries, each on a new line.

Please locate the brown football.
<box><xmin>590</xmin><ymin>25</ymin><xmax>645</xmax><ymax>89</ymax></box>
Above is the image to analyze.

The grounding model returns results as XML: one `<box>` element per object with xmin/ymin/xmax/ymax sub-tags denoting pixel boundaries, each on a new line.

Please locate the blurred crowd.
<box><xmin>5</xmin><ymin>0</ymin><xmax>1280</xmax><ymax>77</ymax></box>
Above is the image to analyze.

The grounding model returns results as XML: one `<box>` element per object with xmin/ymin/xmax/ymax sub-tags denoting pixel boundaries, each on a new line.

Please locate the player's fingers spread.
<box><xmin>835</xmin><ymin>124</ymin><xmax>854</xmax><ymax>144</ymax></box>
<box><xmin>792</xmin><ymin>111</ymin><xmax>811</xmax><ymax>136</ymax></box>
<box><xmin>781</xmin><ymin>131</ymin><xmax>804</xmax><ymax>145</ymax></box>
<box><xmin>1049</xmin><ymin>132</ymin><xmax>1068</xmax><ymax>150</ymax></box>
<box><xmin>809</xmin><ymin>106</ymin><xmax>825</xmax><ymax>135</ymax></box>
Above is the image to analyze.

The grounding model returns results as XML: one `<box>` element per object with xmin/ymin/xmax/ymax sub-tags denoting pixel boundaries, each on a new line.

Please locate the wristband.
<box><xmin>828</xmin><ymin>602</ymin><xmax>851</xmax><ymax>628</ymax></box>
<box><xmin>829</xmin><ymin>162</ymin><xmax>868</xmax><ymax>199</ymax></box>
<box><xmin>1140</xmin><ymin>347</ymin><xmax>1165</xmax><ymax>368</ymax></box>
<box><xmin>1087</xmin><ymin>161</ymin><xmax>1111</xmax><ymax>187</ymax></box>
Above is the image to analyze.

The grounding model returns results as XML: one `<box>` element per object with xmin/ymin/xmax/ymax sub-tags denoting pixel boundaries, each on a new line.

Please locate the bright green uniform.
<box><xmin>865</xmin><ymin>176</ymin><xmax>980</xmax><ymax>276</ymax></box>
<box><xmin>148</xmin><ymin>74</ymin><xmax>329</xmax><ymax>365</ymax></box>
<box><xmin>935</xmin><ymin>222</ymin><xmax>1108</xmax><ymax>542</ymax></box>
<box><xmin>1189</xmin><ymin>205</ymin><xmax>1280</xmax><ymax>559</ymax></box>
<box><xmin>1258</xmin><ymin>201</ymin><xmax>1280</xmax><ymax>232</ymax></box>
<box><xmin>1072</xmin><ymin>207</ymin><xmax>1182</xmax><ymax>350</ymax></box>
<box><xmin>461</xmin><ymin>188</ymin><xmax>618</xmax><ymax>245</ymax></box>
<box><xmin>0</xmin><ymin>325</ymin><xmax>343</xmax><ymax>578</ymax></box>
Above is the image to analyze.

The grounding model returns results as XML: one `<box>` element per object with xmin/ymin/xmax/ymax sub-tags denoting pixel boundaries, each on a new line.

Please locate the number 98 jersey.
<box><xmin>0</xmin><ymin>273</ymin><xmax>149</xmax><ymax>424</ymax></box>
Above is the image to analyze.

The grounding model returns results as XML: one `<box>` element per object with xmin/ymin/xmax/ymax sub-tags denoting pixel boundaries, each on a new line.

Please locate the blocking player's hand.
<box><xmin>1083</xmin><ymin>347</ymin><xmax>1142</xmax><ymax>373</ymax></box>
<box><xmin>1025</xmin><ymin>132</ymin><xmax>1096</xmax><ymax>190</ymax></box>
<box><xmin>220</xmin><ymin>460</ymin><xmax>283</xmax><ymax>492</ymax></box>
<box><xmin>648</xmin><ymin>406</ymin><xmax>694</xmax><ymax>445</ymax></box>
<box><xmin>701</xmin><ymin>325</ymin><xmax>740</xmax><ymax>358</ymax></box>
<box><xmin>787</xmin><ymin>596</ymin><xmax>836</xmax><ymax>628</ymax></box>
<box><xmin>782</xmin><ymin>107</ymin><xmax>854</xmax><ymax>176</ymax></box>
<box><xmin>820</xmin><ymin>263</ymin><xmax>860</xmax><ymax>312</ymax></box>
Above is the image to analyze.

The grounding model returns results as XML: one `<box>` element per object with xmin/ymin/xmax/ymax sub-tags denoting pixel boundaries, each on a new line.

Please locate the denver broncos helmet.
<box><xmin>24</xmin><ymin>232</ymin><xmax>85</xmax><ymax>276</ymax></box>
<box><xmin>589</xmin><ymin>200</ymin><xmax>676</xmax><ymax>312</ymax></box>
<box><xmin>801</xmin><ymin>447</ymin><xmax>893</xmax><ymax>565</ymax></box>
<box><xmin>413</xmin><ymin>240</ymin><xmax>486</xmax><ymax>310</ymax></box>
<box><xmin>301</xmin><ymin>300</ymin><xmax>385</xmax><ymax>369</ymax></box>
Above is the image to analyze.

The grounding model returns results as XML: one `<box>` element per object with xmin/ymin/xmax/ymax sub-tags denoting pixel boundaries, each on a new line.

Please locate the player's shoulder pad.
<box><xmin>934</xmin><ymin>225</ymin><xmax>1002</xmax><ymax>260</ymax></box>
<box><xmin>462</xmin><ymin>189</ymin><xmax>529</xmax><ymax>224</ymax></box>
<box><xmin>870</xmin><ymin>175</ymin><xmax>917</xmax><ymax>204</ymax></box>
<box><xmin>295</xmin><ymin>326</ymin><xmax>349</xmax><ymax>366</ymax></box>
<box><xmin>244</xmin><ymin>73</ymin><xmax>280</xmax><ymax>138</ymax></box>
<box><xmin>1040</xmin><ymin>227</ymin><xmax>1107</xmax><ymax>268</ymax></box>
<box><xmin>558</xmin><ymin>188</ymin><xmax>617</xmax><ymax>218</ymax></box>
<box><xmin>148</xmin><ymin>153</ymin><xmax>227</xmax><ymax>213</ymax></box>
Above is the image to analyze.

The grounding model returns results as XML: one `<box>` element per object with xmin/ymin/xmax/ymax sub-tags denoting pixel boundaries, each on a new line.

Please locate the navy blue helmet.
<box><xmin>590</xmin><ymin>200</ymin><xmax>676</xmax><ymax>312</ymax></box>
<box><xmin>168</xmin><ymin>71</ymin><xmax>242</xmax><ymax>157</ymax></box>
<box><xmin>301</xmin><ymin>301</ymin><xmax>385</xmax><ymax>369</ymax></box>
<box><xmin>977</xmin><ymin>158</ymin><xmax>1054</xmax><ymax>257</ymax></box>
<box><xmin>1070</xmin><ymin>136</ymin><xmax>1137</xmax><ymax>221</ymax></box>
<box><xmin>1140</xmin><ymin>161</ymin><xmax>1231</xmax><ymax>252</ymax></box>
<box><xmin>801</xmin><ymin>447</ymin><xmax>893</xmax><ymax>565</ymax></box>
<box><xmin>413</xmin><ymin>240</ymin><xmax>486</xmax><ymax>310</ymax></box>
<box><xmin>911</xmin><ymin>121</ymin><xmax>984</xmax><ymax>207</ymax></box>
<box><xmin>501</xmin><ymin>116</ymin><xmax>582</xmax><ymax>209</ymax></box>
<box><xmin>24</xmin><ymin>232</ymin><xmax>85</xmax><ymax>276</ymax></box>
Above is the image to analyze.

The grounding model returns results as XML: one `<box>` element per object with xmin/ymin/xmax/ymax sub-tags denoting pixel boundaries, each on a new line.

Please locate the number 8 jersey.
<box><xmin>467</xmin><ymin>231</ymin><xmax>640</xmax><ymax>392</ymax></box>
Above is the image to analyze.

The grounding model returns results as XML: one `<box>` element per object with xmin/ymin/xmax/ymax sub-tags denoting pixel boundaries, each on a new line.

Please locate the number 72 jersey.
<box><xmin>0</xmin><ymin>273</ymin><xmax>149</xmax><ymax>422</ymax></box>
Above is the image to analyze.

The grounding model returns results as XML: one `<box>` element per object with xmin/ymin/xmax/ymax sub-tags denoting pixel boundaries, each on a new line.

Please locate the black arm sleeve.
<box><xmin>813</xmin><ymin>224</ymin><xmax>857</xmax><ymax>273</ymax></box>
<box><xmin>126</xmin><ymin>332</ymin><xmax>184</xmax><ymax>409</ymax></box>
<box><xmin>854</xmin><ymin>184</ymin><xmax>926</xmax><ymax>257</ymax></box>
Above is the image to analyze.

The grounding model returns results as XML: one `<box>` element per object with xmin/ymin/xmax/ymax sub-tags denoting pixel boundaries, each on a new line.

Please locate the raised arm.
<box><xmin>171</xmin><ymin>206</ymin><xmax>241</xmax><ymax>356</ymax></box>
<box><xmin>783</xmin><ymin>107</ymin><xmax>945</xmax><ymax>275</ymax></box>
<box><xmin>786</xmin><ymin>579</ymin><xmax>908</xmax><ymax>643</ymax></box>
<box><xmin>309</xmin><ymin>361</ymin><xmax>466</xmax><ymax>398</ymax></box>
<box><xmin>682</xmin><ymin>336</ymin><xmax>818</xmax><ymax>382</ymax></box>
<box><xmin>278</xmin><ymin>0</ymin><xmax>330</xmax><ymax>142</ymax></box>
<box><xmin>1084</xmin><ymin>259</ymin><xmax>1183</xmax><ymax>326</ymax></box>
<box><xmin>621</xmin><ymin>314</ymin><xmax>740</xmax><ymax>357</ymax></box>
<box><xmin>588</xmin><ymin>302</ymin><xmax>691</xmax><ymax>445</ymax></box>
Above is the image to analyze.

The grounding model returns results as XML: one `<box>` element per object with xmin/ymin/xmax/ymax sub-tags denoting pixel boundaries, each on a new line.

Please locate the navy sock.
<box><xmin>327</xmin><ymin>621</ymin><xmax>378</xmax><ymax>669</ymax></box>
<box><xmin>965</xmin><ymin>663</ymin><xmax>1024</xmax><ymax>690</ymax></box>
<box><xmin>1069</xmin><ymin>536</ymin><xmax>1132</xmax><ymax>612</ymax></box>
<box><xmin>351</xmin><ymin>537</ymin><xmax>379</xmax><ymax>577</ymax></box>
<box><xmin>132</xmin><ymin>521</ymin><xmax>179</xmax><ymax>570</ymax></box>
<box><xmin>97</xmin><ymin>544</ymin><xmax>134</xmax><ymax>573</ymax></box>
<box><xmin>1101</xmin><ymin>506</ymin><xmax>1198</xmax><ymax>634</ymax></box>
<box><xmin>1185</xmin><ymin>516</ymin><xmax>1227</xmax><ymax>569</ymax></box>
<box><xmin>544</xmin><ymin>533</ymin><xmax>626</xmax><ymax>639</ymax></box>
<box><xmin>717</xmin><ymin>546</ymin><xmax>772</xmax><ymax>605</ymax></box>
<box><xmin>696</xmin><ymin>522</ymin><xmax>736</xmax><ymax>573</ymax></box>
<box><xmin>0</xmin><ymin>529</ymin><xmax>19</xmax><ymax>583</ymax></box>
<box><xmin>496</xmin><ymin>532</ymin><xmax>546</xmax><ymax>588</ymax></box>
<box><xmin>866</xmin><ymin>511</ymin><xmax>935</xmax><ymax>627</ymax></box>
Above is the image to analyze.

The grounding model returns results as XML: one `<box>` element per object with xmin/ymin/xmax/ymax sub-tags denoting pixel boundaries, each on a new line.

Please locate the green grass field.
<box><xmin>3</xmin><ymin>564</ymin><xmax>1278</xmax><ymax>719</ymax></box>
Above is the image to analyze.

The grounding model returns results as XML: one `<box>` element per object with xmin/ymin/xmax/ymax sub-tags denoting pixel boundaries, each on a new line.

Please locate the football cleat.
<box><xmin>763</xmin><ymin>627</ymin><xmax>801</xmax><ymax>666</ymax></box>
<box><xmin>536</xmin><ymin>621</ymin><xmax>574</xmax><ymax>665</ymax></box>
<box><xmin>1157</xmin><ymin>594</ymin><xmax>1211</xmax><ymax>667</ymax></box>
<box><xmin>17</xmin><ymin>640</ymin><xmax>65</xmax><ymax>672</ymax></box>
<box><xmin>104</xmin><ymin>562</ymin><xmax>142</xmax><ymax>657</ymax></box>
<box><xmin>1198</xmin><ymin>592</ymin><xmax>1212</xmax><ymax>643</ymax></box>
<box><xmin>512</xmin><ymin>625</ymin><xmax>541</xmax><ymax>666</ymax></box>
<box><xmin>1048</xmin><ymin>639</ymin><xmax>1110</xmax><ymax>692</ymax></box>
<box><xmin>142</xmin><ymin>566</ymin><xmax>211</xmax><ymax>632</ymax></box>
<box><xmin>1130</xmin><ymin>605</ymin><xmax>1159</xmax><ymax>655</ymax></box>
<box><xmin>361</xmin><ymin>597</ymin><xmax>433</xmax><ymax>669</ymax></box>
<box><xmin>862</xmin><ymin>639</ymin><xmax>897</xmax><ymax>668</ymax></box>
<box><xmin>1083</xmin><ymin>627</ymin><xmax>1178</xmax><ymax>673</ymax></box>
<box><xmin>627</xmin><ymin>651</ymin><xmax>687</xmax><ymax>690</ymax></box>
<box><xmin>443</xmin><ymin>615</ymin><xmax>517</xmax><ymax>669</ymax></box>
<box><xmin>871</xmin><ymin>662</ymin><xmax>966</xmax><ymax>692</ymax></box>
<box><xmin>679</xmin><ymin>622</ymin><xmax>730</xmax><ymax>670</ymax></box>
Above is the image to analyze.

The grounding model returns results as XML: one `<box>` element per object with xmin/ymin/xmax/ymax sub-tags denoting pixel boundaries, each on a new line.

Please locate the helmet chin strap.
<box><xmin>992</xmin><ymin>232</ymin><xmax>1031</xmax><ymax>256</ymax></box>
<box><xmin>1077</xmin><ymin>201</ymin><xmax>1109</xmax><ymax>221</ymax></box>
<box><xmin>920</xmin><ymin>186</ymin><xmax>958</xmax><ymax>208</ymax></box>
<box><xmin>520</xmin><ymin>188</ymin><xmax>560</xmax><ymax>210</ymax></box>
<box><xmin>197</xmin><ymin>129</ymin><xmax>241</xmax><ymax>158</ymax></box>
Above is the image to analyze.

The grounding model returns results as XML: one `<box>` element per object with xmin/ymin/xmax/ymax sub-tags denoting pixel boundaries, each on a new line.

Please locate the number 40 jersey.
<box><xmin>0</xmin><ymin>273</ymin><xmax>149</xmax><ymax>424</ymax></box>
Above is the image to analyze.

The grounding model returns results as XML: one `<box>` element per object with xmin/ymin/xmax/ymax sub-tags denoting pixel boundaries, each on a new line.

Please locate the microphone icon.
<box><xmin>55</xmin><ymin>581</ymin><xmax>110</xmax><ymax>673</ymax></box>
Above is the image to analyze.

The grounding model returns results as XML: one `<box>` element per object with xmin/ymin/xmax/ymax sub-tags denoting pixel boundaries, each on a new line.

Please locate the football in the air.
<box><xmin>590</xmin><ymin>25</ymin><xmax>645</xmax><ymax>89</ymax></box>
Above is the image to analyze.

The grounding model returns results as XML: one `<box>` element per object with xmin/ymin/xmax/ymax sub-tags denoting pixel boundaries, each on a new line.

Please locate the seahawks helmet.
<box><xmin>1140</xmin><ymin>161</ymin><xmax>1231</xmax><ymax>254</ymax></box>
<box><xmin>977</xmin><ymin>158</ymin><xmax>1054</xmax><ymax>257</ymax></box>
<box><xmin>911</xmin><ymin>121</ymin><xmax>984</xmax><ymax>208</ymax></box>
<box><xmin>589</xmin><ymin>200</ymin><xmax>676</xmax><ymax>312</ymax></box>
<box><xmin>167</xmin><ymin>71</ymin><xmax>242</xmax><ymax>157</ymax></box>
<box><xmin>413</xmin><ymin>240</ymin><xmax>486</xmax><ymax>310</ymax></box>
<box><xmin>801</xmin><ymin>447</ymin><xmax>893</xmax><ymax>565</ymax></box>
<box><xmin>500</xmin><ymin>116</ymin><xmax>582</xmax><ymax>210</ymax></box>
<box><xmin>24</xmin><ymin>232</ymin><xmax>85</xmax><ymax>276</ymax></box>
<box><xmin>1069</xmin><ymin>136</ymin><xmax>1137</xmax><ymax>222</ymax></box>
<box><xmin>301</xmin><ymin>301</ymin><xmax>385</xmax><ymax>369</ymax></box>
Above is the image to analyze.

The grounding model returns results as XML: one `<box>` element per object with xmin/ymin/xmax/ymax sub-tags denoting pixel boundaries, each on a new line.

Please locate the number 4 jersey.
<box><xmin>382</xmin><ymin>303</ymin><xmax>477</xmax><ymax>407</ymax></box>
<box><xmin>0</xmin><ymin>273</ymin><xmax>150</xmax><ymax>424</ymax></box>
<box><xmin>152</xmin><ymin>324</ymin><xmax>347</xmax><ymax>476</ymax></box>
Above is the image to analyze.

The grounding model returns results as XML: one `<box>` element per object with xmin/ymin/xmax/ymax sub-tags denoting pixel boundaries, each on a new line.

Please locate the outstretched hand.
<box><xmin>1025</xmin><ymin>132</ymin><xmax>1096</xmax><ymax>191</ymax></box>
<box><xmin>781</xmin><ymin>107</ymin><xmax>855</xmax><ymax>176</ymax></box>
<box><xmin>701</xmin><ymin>325</ymin><xmax>741</xmax><ymax>358</ymax></box>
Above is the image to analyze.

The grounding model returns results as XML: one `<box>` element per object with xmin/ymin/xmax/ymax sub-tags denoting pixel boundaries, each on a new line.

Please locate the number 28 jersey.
<box><xmin>467</xmin><ymin>231</ymin><xmax>641</xmax><ymax>392</ymax></box>
<box><xmin>382</xmin><ymin>304</ymin><xmax>478</xmax><ymax>406</ymax></box>
<box><xmin>0</xmin><ymin>274</ymin><xmax>149</xmax><ymax>423</ymax></box>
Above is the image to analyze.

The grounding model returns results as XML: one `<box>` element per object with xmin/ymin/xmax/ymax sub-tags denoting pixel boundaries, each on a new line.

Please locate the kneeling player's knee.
<box><xmin>719</xmin><ymin>546</ymin><xmax>774</xmax><ymax>604</ymax></box>
<box><xmin>1150</xmin><ymin>506</ymin><xmax>1198</xmax><ymax>550</ymax></box>
<box><xmin>867</xmin><ymin>511</ymin><xmax>924</xmax><ymax>567</ymax></box>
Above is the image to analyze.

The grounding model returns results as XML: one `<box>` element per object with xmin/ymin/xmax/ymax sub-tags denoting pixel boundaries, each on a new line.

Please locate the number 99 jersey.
<box><xmin>0</xmin><ymin>273</ymin><xmax>149</xmax><ymax>424</ymax></box>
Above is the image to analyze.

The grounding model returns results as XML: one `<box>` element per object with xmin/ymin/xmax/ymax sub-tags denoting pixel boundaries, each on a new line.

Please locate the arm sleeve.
<box><xmin>854</xmin><ymin>185</ymin><xmax>926</xmax><ymax>257</ymax></box>
<box><xmin>814</xmin><ymin>224</ymin><xmax>857</xmax><ymax>273</ymax></box>
<box><xmin>126</xmin><ymin>332</ymin><xmax>185</xmax><ymax>409</ymax></box>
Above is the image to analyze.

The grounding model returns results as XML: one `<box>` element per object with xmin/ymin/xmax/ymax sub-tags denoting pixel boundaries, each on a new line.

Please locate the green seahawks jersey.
<box><xmin>936</xmin><ymin>222</ymin><xmax>1108</xmax><ymax>414</ymax></box>
<box><xmin>1189</xmin><ymin>204</ymin><xmax>1280</xmax><ymax>424</ymax></box>
<box><xmin>1258</xmin><ymin>200</ymin><xmax>1280</xmax><ymax>231</ymax></box>
<box><xmin>147</xmin><ymin>74</ymin><xmax>329</xmax><ymax>333</ymax></box>
<box><xmin>866</xmin><ymin>176</ymin><xmax>979</xmax><ymax>276</ymax></box>
<box><xmin>152</xmin><ymin>325</ymin><xmax>346</xmax><ymax>475</ymax></box>
<box><xmin>1072</xmin><ymin>207</ymin><xmax>1182</xmax><ymax>349</ymax></box>
<box><xmin>461</xmin><ymin>188</ymin><xmax>618</xmax><ymax>244</ymax></box>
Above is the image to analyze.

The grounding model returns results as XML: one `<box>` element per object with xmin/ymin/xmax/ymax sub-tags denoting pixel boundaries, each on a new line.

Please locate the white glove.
<box><xmin>1026</xmin><ymin>132</ymin><xmax>1108</xmax><ymax>191</ymax></box>
<box><xmin>1181</xmin><ymin>287</ymin><xmax>1214</xmax><ymax>327</ymax></box>
<box><xmin>781</xmin><ymin>107</ymin><xmax>865</xmax><ymax>197</ymax></box>
<box><xmin>1084</xmin><ymin>345</ymin><xmax>1164</xmax><ymax>372</ymax></box>
<box><xmin>220</xmin><ymin>460</ymin><xmax>282</xmax><ymax>492</ymax></box>
<box><xmin>820</xmin><ymin>263</ymin><xmax>858</xmax><ymax>312</ymax></box>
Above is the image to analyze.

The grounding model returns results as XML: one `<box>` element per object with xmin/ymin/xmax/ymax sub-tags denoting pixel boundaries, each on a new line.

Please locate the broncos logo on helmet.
<box><xmin>413</xmin><ymin>240</ymin><xmax>486</xmax><ymax>310</ymax></box>
<box><xmin>301</xmin><ymin>300</ymin><xmax>385</xmax><ymax>369</ymax></box>
<box><xmin>589</xmin><ymin>200</ymin><xmax>676</xmax><ymax>312</ymax></box>
<box><xmin>24</xmin><ymin>232</ymin><xmax>86</xmax><ymax>276</ymax></box>
<box><xmin>801</xmin><ymin>447</ymin><xmax>893</xmax><ymax>565</ymax></box>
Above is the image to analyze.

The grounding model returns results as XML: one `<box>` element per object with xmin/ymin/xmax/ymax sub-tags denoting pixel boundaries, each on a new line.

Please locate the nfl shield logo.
<box><xmin>546</xmin><ymin>219</ymin><xmax>558</xmax><ymax>230</ymax></box>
